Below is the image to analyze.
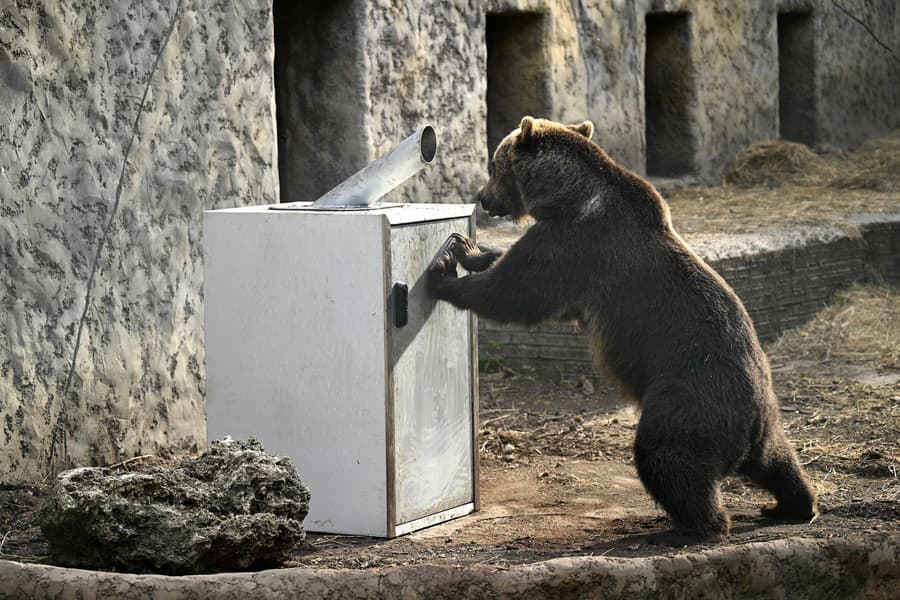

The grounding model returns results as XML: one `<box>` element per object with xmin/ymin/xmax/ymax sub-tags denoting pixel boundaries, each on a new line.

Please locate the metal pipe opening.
<box><xmin>311</xmin><ymin>125</ymin><xmax>439</xmax><ymax>208</ymax></box>
<box><xmin>420</xmin><ymin>126</ymin><xmax>437</xmax><ymax>163</ymax></box>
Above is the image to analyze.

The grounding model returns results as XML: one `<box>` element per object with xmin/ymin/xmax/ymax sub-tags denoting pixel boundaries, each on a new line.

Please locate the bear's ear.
<box><xmin>518</xmin><ymin>116</ymin><xmax>537</xmax><ymax>141</ymax></box>
<box><xmin>569</xmin><ymin>121</ymin><xmax>594</xmax><ymax>139</ymax></box>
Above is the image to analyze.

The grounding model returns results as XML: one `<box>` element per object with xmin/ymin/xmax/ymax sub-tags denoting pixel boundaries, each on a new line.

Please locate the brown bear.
<box><xmin>428</xmin><ymin>116</ymin><xmax>817</xmax><ymax>544</ymax></box>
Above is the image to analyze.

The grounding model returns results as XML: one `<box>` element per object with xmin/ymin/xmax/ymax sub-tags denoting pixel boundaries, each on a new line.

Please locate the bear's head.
<box><xmin>477</xmin><ymin>116</ymin><xmax>596</xmax><ymax>222</ymax></box>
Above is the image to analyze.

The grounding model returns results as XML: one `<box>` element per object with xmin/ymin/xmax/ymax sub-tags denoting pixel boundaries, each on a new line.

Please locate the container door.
<box><xmin>389</xmin><ymin>217</ymin><xmax>474</xmax><ymax>525</ymax></box>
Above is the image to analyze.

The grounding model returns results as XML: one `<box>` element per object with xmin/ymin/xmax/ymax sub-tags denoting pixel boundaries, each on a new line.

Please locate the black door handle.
<box><xmin>393</xmin><ymin>282</ymin><xmax>409</xmax><ymax>328</ymax></box>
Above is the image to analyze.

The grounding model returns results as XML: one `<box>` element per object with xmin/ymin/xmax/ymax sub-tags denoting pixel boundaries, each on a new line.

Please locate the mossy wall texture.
<box><xmin>0</xmin><ymin>0</ymin><xmax>277</xmax><ymax>482</ymax></box>
<box><xmin>1</xmin><ymin>0</ymin><xmax>897</xmax><ymax>482</ymax></box>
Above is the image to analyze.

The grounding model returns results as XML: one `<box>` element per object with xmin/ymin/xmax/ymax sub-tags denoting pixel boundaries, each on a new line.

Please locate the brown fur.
<box><xmin>429</xmin><ymin>117</ymin><xmax>817</xmax><ymax>543</ymax></box>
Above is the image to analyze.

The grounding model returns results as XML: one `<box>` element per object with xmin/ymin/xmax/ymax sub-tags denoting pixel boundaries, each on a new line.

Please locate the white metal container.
<box><xmin>203</xmin><ymin>203</ymin><xmax>478</xmax><ymax>537</ymax></box>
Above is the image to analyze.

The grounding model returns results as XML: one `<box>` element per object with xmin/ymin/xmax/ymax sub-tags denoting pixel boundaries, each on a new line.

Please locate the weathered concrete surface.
<box><xmin>0</xmin><ymin>1</ymin><xmax>276</xmax><ymax>482</ymax></box>
<box><xmin>816</xmin><ymin>0</ymin><xmax>900</xmax><ymax>150</ymax></box>
<box><xmin>684</xmin><ymin>222</ymin><xmax>859</xmax><ymax>262</ymax></box>
<box><xmin>379</xmin><ymin>0</ymin><xmax>899</xmax><ymax>189</ymax></box>
<box><xmin>543</xmin><ymin>0</ymin><xmax>898</xmax><ymax>182</ymax></box>
<box><xmin>0</xmin><ymin>536</ymin><xmax>897</xmax><ymax>599</ymax></box>
<box><xmin>39</xmin><ymin>439</ymin><xmax>309</xmax><ymax>575</ymax></box>
<box><xmin>362</xmin><ymin>1</ymin><xmax>488</xmax><ymax>207</ymax></box>
<box><xmin>272</xmin><ymin>1</ymin><xmax>369</xmax><ymax>203</ymax></box>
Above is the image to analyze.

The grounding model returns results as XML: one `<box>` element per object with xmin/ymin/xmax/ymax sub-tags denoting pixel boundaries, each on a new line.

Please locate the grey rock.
<box><xmin>39</xmin><ymin>439</ymin><xmax>309</xmax><ymax>575</ymax></box>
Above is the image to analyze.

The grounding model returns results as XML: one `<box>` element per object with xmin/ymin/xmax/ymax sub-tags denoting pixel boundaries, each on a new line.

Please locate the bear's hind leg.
<box><xmin>743</xmin><ymin>433</ymin><xmax>817</xmax><ymax>521</ymax></box>
<box><xmin>634</xmin><ymin>432</ymin><xmax>730</xmax><ymax>544</ymax></box>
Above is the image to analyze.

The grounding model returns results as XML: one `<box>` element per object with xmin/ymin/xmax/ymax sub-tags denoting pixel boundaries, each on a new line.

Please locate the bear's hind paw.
<box><xmin>760</xmin><ymin>504</ymin><xmax>818</xmax><ymax>522</ymax></box>
<box><xmin>646</xmin><ymin>529</ymin><xmax>726</xmax><ymax>547</ymax></box>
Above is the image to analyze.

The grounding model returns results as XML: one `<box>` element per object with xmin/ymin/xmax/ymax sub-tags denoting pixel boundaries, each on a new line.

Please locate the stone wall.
<box><xmin>478</xmin><ymin>0</ymin><xmax>898</xmax><ymax>184</ymax></box>
<box><xmin>816</xmin><ymin>0</ymin><xmax>900</xmax><ymax>149</ymax></box>
<box><xmin>370</xmin><ymin>0</ymin><xmax>899</xmax><ymax>188</ymax></box>
<box><xmin>0</xmin><ymin>0</ymin><xmax>277</xmax><ymax>482</ymax></box>
<box><xmin>361</xmin><ymin>0</ymin><xmax>489</xmax><ymax>206</ymax></box>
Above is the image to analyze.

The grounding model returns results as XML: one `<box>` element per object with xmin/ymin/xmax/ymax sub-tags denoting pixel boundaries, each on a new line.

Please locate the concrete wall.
<box><xmin>0</xmin><ymin>0</ymin><xmax>276</xmax><ymax>482</ymax></box>
<box><xmin>361</xmin><ymin>1</ymin><xmax>489</xmax><ymax>206</ymax></box>
<box><xmin>816</xmin><ymin>0</ymin><xmax>900</xmax><ymax>149</ymax></box>
<box><xmin>352</xmin><ymin>0</ymin><xmax>898</xmax><ymax>191</ymax></box>
<box><xmin>2</xmin><ymin>536</ymin><xmax>899</xmax><ymax>598</ymax></box>
<box><xmin>272</xmin><ymin>0</ymin><xmax>368</xmax><ymax>203</ymax></box>
<box><xmin>481</xmin><ymin>0</ymin><xmax>898</xmax><ymax>183</ymax></box>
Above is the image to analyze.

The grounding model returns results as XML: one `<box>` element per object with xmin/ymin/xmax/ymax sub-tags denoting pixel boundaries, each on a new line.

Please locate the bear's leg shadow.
<box><xmin>634</xmin><ymin>421</ymin><xmax>730</xmax><ymax>544</ymax></box>
<box><xmin>741</xmin><ymin>432</ymin><xmax>817</xmax><ymax>521</ymax></box>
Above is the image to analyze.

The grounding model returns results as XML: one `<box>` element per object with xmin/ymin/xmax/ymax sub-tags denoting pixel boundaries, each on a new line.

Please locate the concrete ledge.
<box><xmin>1</xmin><ymin>536</ymin><xmax>897</xmax><ymax>599</ymax></box>
<box><xmin>479</xmin><ymin>214</ymin><xmax>900</xmax><ymax>379</ymax></box>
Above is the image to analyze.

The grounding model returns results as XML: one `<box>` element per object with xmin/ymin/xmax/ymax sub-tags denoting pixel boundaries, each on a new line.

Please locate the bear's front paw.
<box><xmin>448</xmin><ymin>232</ymin><xmax>479</xmax><ymax>259</ymax></box>
<box><xmin>427</xmin><ymin>251</ymin><xmax>458</xmax><ymax>293</ymax></box>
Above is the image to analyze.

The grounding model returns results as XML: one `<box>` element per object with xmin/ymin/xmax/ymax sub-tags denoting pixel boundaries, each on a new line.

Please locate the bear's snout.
<box><xmin>477</xmin><ymin>187</ymin><xmax>508</xmax><ymax>217</ymax></box>
<box><xmin>477</xmin><ymin>188</ymin><xmax>491</xmax><ymax>212</ymax></box>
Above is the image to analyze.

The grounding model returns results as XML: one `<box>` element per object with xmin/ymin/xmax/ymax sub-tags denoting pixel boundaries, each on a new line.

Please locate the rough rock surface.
<box><xmin>0</xmin><ymin>0</ymin><xmax>276</xmax><ymax>482</ymax></box>
<box><xmin>0</xmin><ymin>536</ymin><xmax>898</xmax><ymax>599</ymax></box>
<box><xmin>38</xmin><ymin>439</ymin><xmax>309</xmax><ymax>575</ymax></box>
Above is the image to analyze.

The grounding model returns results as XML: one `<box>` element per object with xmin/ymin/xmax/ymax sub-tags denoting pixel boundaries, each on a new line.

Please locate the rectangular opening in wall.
<box><xmin>644</xmin><ymin>12</ymin><xmax>698</xmax><ymax>177</ymax></box>
<box><xmin>778</xmin><ymin>11</ymin><xmax>816</xmax><ymax>146</ymax></box>
<box><xmin>486</xmin><ymin>13</ymin><xmax>550</xmax><ymax>159</ymax></box>
<box><xmin>273</xmin><ymin>0</ymin><xmax>368</xmax><ymax>203</ymax></box>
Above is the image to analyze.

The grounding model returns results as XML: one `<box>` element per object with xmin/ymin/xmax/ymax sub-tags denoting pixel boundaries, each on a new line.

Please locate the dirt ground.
<box><xmin>1</xmin><ymin>134</ymin><xmax>898</xmax><ymax>572</ymax></box>
<box><xmin>1</xmin><ymin>286</ymin><xmax>896</xmax><ymax>570</ymax></box>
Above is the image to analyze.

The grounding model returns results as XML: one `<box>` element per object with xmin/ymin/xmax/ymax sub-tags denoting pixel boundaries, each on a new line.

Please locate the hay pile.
<box><xmin>664</xmin><ymin>129</ymin><xmax>900</xmax><ymax>235</ymax></box>
<box><xmin>723</xmin><ymin>140</ymin><xmax>837</xmax><ymax>188</ymax></box>
<box><xmin>765</xmin><ymin>286</ymin><xmax>900</xmax><ymax>503</ymax></box>
<box><xmin>831</xmin><ymin>130</ymin><xmax>900</xmax><ymax>192</ymax></box>
<box><xmin>723</xmin><ymin>130</ymin><xmax>900</xmax><ymax>192</ymax></box>
<box><xmin>767</xmin><ymin>285</ymin><xmax>900</xmax><ymax>371</ymax></box>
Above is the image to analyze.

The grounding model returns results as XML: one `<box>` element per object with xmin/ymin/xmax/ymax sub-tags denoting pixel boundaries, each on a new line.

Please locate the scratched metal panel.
<box><xmin>390</xmin><ymin>217</ymin><xmax>475</xmax><ymax>525</ymax></box>
<box><xmin>204</xmin><ymin>208</ymin><xmax>390</xmax><ymax>536</ymax></box>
